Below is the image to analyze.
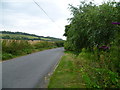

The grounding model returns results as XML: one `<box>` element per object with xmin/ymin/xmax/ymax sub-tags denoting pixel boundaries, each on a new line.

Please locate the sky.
<box><xmin>0</xmin><ymin>0</ymin><xmax>119</xmax><ymax>40</ymax></box>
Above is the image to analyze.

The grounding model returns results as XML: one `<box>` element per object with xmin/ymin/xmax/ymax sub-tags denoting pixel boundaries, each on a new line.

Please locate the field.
<box><xmin>0</xmin><ymin>34</ymin><xmax>38</xmax><ymax>39</ymax></box>
<box><xmin>1</xmin><ymin>34</ymin><xmax>53</xmax><ymax>41</ymax></box>
<box><xmin>0</xmin><ymin>31</ymin><xmax>63</xmax><ymax>41</ymax></box>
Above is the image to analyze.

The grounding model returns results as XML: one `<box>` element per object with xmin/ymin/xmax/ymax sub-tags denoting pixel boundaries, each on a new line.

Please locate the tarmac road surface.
<box><xmin>2</xmin><ymin>47</ymin><xmax>64</xmax><ymax>88</ymax></box>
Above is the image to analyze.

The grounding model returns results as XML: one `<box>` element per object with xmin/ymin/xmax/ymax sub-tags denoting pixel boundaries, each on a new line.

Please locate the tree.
<box><xmin>64</xmin><ymin>1</ymin><xmax>119</xmax><ymax>52</ymax></box>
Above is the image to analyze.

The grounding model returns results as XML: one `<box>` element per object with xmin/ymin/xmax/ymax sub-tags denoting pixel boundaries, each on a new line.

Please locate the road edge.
<box><xmin>36</xmin><ymin>53</ymin><xmax>64</xmax><ymax>88</ymax></box>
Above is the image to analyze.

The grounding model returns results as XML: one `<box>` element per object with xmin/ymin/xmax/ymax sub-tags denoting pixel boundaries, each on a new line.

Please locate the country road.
<box><xmin>2</xmin><ymin>47</ymin><xmax>64</xmax><ymax>88</ymax></box>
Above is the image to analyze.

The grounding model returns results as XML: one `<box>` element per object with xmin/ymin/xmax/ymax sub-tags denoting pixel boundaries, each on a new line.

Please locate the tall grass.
<box><xmin>48</xmin><ymin>44</ymin><xmax>120</xmax><ymax>88</ymax></box>
<box><xmin>1</xmin><ymin>40</ymin><xmax>64</xmax><ymax>60</ymax></box>
<box><xmin>2</xmin><ymin>40</ymin><xmax>33</xmax><ymax>60</ymax></box>
<box><xmin>34</xmin><ymin>41</ymin><xmax>56</xmax><ymax>49</ymax></box>
<box><xmin>75</xmin><ymin>44</ymin><xmax>120</xmax><ymax>88</ymax></box>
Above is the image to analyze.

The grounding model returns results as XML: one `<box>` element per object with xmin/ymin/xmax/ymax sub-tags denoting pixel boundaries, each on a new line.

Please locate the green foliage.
<box><xmin>34</xmin><ymin>41</ymin><xmax>56</xmax><ymax>49</ymax></box>
<box><xmin>48</xmin><ymin>53</ymin><xmax>86</xmax><ymax>88</ymax></box>
<box><xmin>62</xmin><ymin>1</ymin><xmax>120</xmax><ymax>88</ymax></box>
<box><xmin>54</xmin><ymin>41</ymin><xmax>64</xmax><ymax>47</ymax></box>
<box><xmin>2</xmin><ymin>40</ymin><xmax>63</xmax><ymax>60</ymax></box>
<box><xmin>2</xmin><ymin>40</ymin><xmax>34</xmax><ymax>60</ymax></box>
<box><xmin>77</xmin><ymin>47</ymin><xmax>120</xmax><ymax>88</ymax></box>
<box><xmin>48</xmin><ymin>44</ymin><xmax>120</xmax><ymax>88</ymax></box>
<box><xmin>2</xmin><ymin>53</ymin><xmax>13</xmax><ymax>60</ymax></box>
<box><xmin>2</xmin><ymin>40</ymin><xmax>33</xmax><ymax>55</ymax></box>
<box><xmin>64</xmin><ymin>1</ymin><xmax>120</xmax><ymax>52</ymax></box>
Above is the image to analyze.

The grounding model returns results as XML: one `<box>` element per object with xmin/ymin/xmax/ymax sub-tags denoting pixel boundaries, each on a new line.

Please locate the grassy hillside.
<box><xmin>0</xmin><ymin>34</ymin><xmax>38</xmax><ymax>39</ymax></box>
<box><xmin>0</xmin><ymin>31</ymin><xmax>63</xmax><ymax>41</ymax></box>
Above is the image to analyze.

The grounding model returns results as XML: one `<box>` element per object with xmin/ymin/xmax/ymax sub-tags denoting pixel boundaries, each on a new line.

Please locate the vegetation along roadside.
<box><xmin>1</xmin><ymin>40</ymin><xmax>64</xmax><ymax>61</ymax></box>
<box><xmin>48</xmin><ymin>1</ymin><xmax>120</xmax><ymax>88</ymax></box>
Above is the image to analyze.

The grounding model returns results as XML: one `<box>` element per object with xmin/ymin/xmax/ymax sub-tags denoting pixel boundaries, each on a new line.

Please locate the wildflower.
<box><xmin>99</xmin><ymin>45</ymin><xmax>110</xmax><ymax>51</ymax></box>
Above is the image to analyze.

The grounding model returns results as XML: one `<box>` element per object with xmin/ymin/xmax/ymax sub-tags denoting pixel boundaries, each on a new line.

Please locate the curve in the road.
<box><xmin>2</xmin><ymin>47</ymin><xmax>64</xmax><ymax>88</ymax></box>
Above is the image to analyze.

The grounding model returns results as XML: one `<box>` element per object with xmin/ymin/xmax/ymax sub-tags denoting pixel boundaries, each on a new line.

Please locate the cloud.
<box><xmin>1</xmin><ymin>0</ymin><xmax>69</xmax><ymax>39</ymax></box>
<box><xmin>2</xmin><ymin>0</ymin><xmax>117</xmax><ymax>40</ymax></box>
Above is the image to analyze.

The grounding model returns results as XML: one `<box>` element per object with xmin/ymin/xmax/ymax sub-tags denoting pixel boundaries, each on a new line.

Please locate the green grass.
<box><xmin>48</xmin><ymin>48</ymin><xmax>120</xmax><ymax>88</ymax></box>
<box><xmin>48</xmin><ymin>53</ymin><xmax>86</xmax><ymax>88</ymax></box>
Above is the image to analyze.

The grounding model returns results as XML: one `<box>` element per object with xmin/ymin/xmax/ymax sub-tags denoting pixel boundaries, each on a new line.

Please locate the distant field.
<box><xmin>0</xmin><ymin>31</ymin><xmax>63</xmax><ymax>41</ymax></box>
<box><xmin>0</xmin><ymin>34</ymin><xmax>38</xmax><ymax>39</ymax></box>
<box><xmin>1</xmin><ymin>34</ymin><xmax>52</xmax><ymax>41</ymax></box>
<box><xmin>41</xmin><ymin>37</ymin><xmax>51</xmax><ymax>40</ymax></box>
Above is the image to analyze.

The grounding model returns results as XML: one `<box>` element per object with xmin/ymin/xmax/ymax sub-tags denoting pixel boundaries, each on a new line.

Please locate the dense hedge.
<box><xmin>63</xmin><ymin>1</ymin><xmax>120</xmax><ymax>88</ymax></box>
<box><xmin>64</xmin><ymin>1</ymin><xmax>120</xmax><ymax>52</ymax></box>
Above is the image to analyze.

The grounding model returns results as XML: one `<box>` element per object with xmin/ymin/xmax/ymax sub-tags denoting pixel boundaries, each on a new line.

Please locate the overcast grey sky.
<box><xmin>0</xmin><ymin>0</ymin><xmax>119</xmax><ymax>39</ymax></box>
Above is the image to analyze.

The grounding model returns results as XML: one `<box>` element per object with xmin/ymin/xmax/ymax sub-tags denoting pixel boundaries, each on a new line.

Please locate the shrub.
<box><xmin>2</xmin><ymin>53</ymin><xmax>13</xmax><ymax>60</ymax></box>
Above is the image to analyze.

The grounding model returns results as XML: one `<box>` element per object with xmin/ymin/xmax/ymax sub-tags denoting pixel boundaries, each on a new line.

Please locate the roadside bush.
<box><xmin>2</xmin><ymin>53</ymin><xmax>13</xmax><ymax>60</ymax></box>
<box><xmin>54</xmin><ymin>41</ymin><xmax>64</xmax><ymax>47</ymax></box>
<box><xmin>2</xmin><ymin>40</ymin><xmax>61</xmax><ymax>60</ymax></box>
<box><xmin>33</xmin><ymin>41</ymin><xmax>65</xmax><ymax>50</ymax></box>
<box><xmin>34</xmin><ymin>41</ymin><xmax>55</xmax><ymax>49</ymax></box>
<box><xmin>76</xmin><ymin>46</ymin><xmax>120</xmax><ymax>88</ymax></box>
<box><xmin>2</xmin><ymin>40</ymin><xmax>33</xmax><ymax>55</ymax></box>
<box><xmin>2</xmin><ymin>40</ymin><xmax>34</xmax><ymax>60</ymax></box>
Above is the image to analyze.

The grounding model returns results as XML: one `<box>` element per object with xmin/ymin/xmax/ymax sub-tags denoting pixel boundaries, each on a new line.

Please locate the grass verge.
<box><xmin>48</xmin><ymin>50</ymin><xmax>120</xmax><ymax>88</ymax></box>
<box><xmin>48</xmin><ymin>52</ymin><xmax>86</xmax><ymax>88</ymax></box>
